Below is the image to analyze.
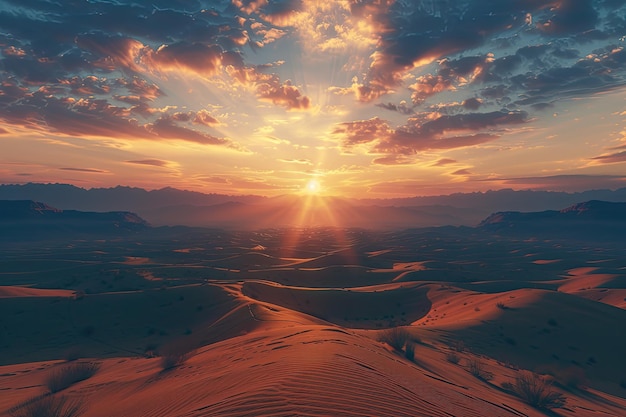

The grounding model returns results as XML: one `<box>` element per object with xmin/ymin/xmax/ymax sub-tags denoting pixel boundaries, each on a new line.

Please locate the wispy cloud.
<box><xmin>60</xmin><ymin>167</ymin><xmax>107</xmax><ymax>173</ymax></box>
<box><xmin>125</xmin><ymin>159</ymin><xmax>172</xmax><ymax>167</ymax></box>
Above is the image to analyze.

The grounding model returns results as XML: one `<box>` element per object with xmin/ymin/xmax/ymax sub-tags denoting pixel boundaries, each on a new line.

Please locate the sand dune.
<box><xmin>242</xmin><ymin>281</ymin><xmax>431</xmax><ymax>329</ymax></box>
<box><xmin>0</xmin><ymin>325</ymin><xmax>556</xmax><ymax>417</ymax></box>
<box><xmin>2</xmin><ymin>225</ymin><xmax>626</xmax><ymax>416</ymax></box>
<box><xmin>424</xmin><ymin>287</ymin><xmax>626</xmax><ymax>397</ymax></box>
<box><xmin>0</xmin><ymin>286</ymin><xmax>76</xmax><ymax>298</ymax></box>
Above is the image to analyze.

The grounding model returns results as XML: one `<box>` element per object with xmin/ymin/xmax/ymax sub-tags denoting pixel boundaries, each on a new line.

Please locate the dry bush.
<box><xmin>446</xmin><ymin>352</ymin><xmax>460</xmax><ymax>364</ymax></box>
<box><xmin>160</xmin><ymin>341</ymin><xmax>196</xmax><ymax>370</ymax></box>
<box><xmin>467</xmin><ymin>358</ymin><xmax>493</xmax><ymax>381</ymax></box>
<box><xmin>404</xmin><ymin>342</ymin><xmax>415</xmax><ymax>362</ymax></box>
<box><xmin>46</xmin><ymin>362</ymin><xmax>100</xmax><ymax>393</ymax></box>
<box><xmin>504</xmin><ymin>371</ymin><xmax>566</xmax><ymax>409</ymax></box>
<box><xmin>378</xmin><ymin>327</ymin><xmax>410</xmax><ymax>351</ymax></box>
<box><xmin>452</xmin><ymin>340</ymin><xmax>465</xmax><ymax>352</ymax></box>
<box><xmin>8</xmin><ymin>394</ymin><xmax>85</xmax><ymax>417</ymax></box>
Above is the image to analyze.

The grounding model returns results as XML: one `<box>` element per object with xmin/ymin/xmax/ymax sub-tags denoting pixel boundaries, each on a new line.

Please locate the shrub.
<box><xmin>160</xmin><ymin>341</ymin><xmax>196</xmax><ymax>370</ymax></box>
<box><xmin>496</xmin><ymin>302</ymin><xmax>507</xmax><ymax>310</ymax></box>
<box><xmin>8</xmin><ymin>394</ymin><xmax>85</xmax><ymax>417</ymax></box>
<box><xmin>467</xmin><ymin>358</ymin><xmax>493</xmax><ymax>381</ymax></box>
<box><xmin>404</xmin><ymin>342</ymin><xmax>415</xmax><ymax>362</ymax></box>
<box><xmin>446</xmin><ymin>352</ymin><xmax>460</xmax><ymax>364</ymax></box>
<box><xmin>378</xmin><ymin>327</ymin><xmax>410</xmax><ymax>351</ymax></box>
<box><xmin>505</xmin><ymin>371</ymin><xmax>566</xmax><ymax>409</ymax></box>
<box><xmin>46</xmin><ymin>362</ymin><xmax>100</xmax><ymax>393</ymax></box>
<box><xmin>452</xmin><ymin>340</ymin><xmax>465</xmax><ymax>352</ymax></box>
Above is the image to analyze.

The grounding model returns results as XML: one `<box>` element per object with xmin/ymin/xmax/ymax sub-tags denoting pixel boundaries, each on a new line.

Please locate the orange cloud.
<box><xmin>228</xmin><ymin>66</ymin><xmax>311</xmax><ymax>111</ymax></box>
<box><xmin>75</xmin><ymin>34</ymin><xmax>146</xmax><ymax>72</ymax></box>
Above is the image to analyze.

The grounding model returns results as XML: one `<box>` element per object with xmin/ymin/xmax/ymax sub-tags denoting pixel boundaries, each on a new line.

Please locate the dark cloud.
<box><xmin>350</xmin><ymin>1</ymin><xmax>549</xmax><ymax>102</ymax></box>
<box><xmin>478</xmin><ymin>174</ymin><xmax>626</xmax><ymax>192</ymax></box>
<box><xmin>539</xmin><ymin>0</ymin><xmax>598</xmax><ymax>35</ymax></box>
<box><xmin>433</xmin><ymin>158</ymin><xmax>457</xmax><ymax>166</ymax></box>
<box><xmin>462</xmin><ymin>98</ymin><xmax>483</xmax><ymax>110</ymax></box>
<box><xmin>372</xmin><ymin>155</ymin><xmax>415</xmax><ymax>166</ymax></box>
<box><xmin>451</xmin><ymin>169</ymin><xmax>472</xmax><ymax>176</ymax></box>
<box><xmin>227</xmin><ymin>66</ymin><xmax>310</xmax><ymax>110</ymax></box>
<box><xmin>335</xmin><ymin>110</ymin><xmax>527</xmax><ymax>157</ymax></box>
<box><xmin>318</xmin><ymin>0</ymin><xmax>626</xmax><ymax>135</ymax></box>
<box><xmin>592</xmin><ymin>151</ymin><xmax>626</xmax><ymax>164</ymax></box>
<box><xmin>125</xmin><ymin>159</ymin><xmax>171</xmax><ymax>167</ymax></box>
<box><xmin>376</xmin><ymin>102</ymin><xmax>413</xmax><ymax>114</ymax></box>
<box><xmin>376</xmin><ymin>132</ymin><xmax>499</xmax><ymax>155</ymax></box>
<box><xmin>1</xmin><ymin>0</ymin><xmax>625</xmax><ymax>174</ymax></box>
<box><xmin>333</xmin><ymin>117</ymin><xmax>391</xmax><ymax>148</ymax></box>
<box><xmin>75</xmin><ymin>33</ymin><xmax>145</xmax><ymax>72</ymax></box>
<box><xmin>148</xmin><ymin>117</ymin><xmax>229</xmax><ymax>146</ymax></box>
<box><xmin>0</xmin><ymin>0</ymin><xmax>309</xmax><ymax>144</ymax></box>
<box><xmin>0</xmin><ymin>89</ymin><xmax>232</xmax><ymax>146</ymax></box>
<box><xmin>415</xmin><ymin>110</ymin><xmax>528</xmax><ymax>138</ymax></box>
<box><xmin>115</xmin><ymin>78</ymin><xmax>163</xmax><ymax>101</ymax></box>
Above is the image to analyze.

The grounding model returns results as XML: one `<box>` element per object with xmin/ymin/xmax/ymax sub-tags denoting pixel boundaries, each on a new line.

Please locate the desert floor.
<box><xmin>1</xmin><ymin>227</ymin><xmax>625</xmax><ymax>416</ymax></box>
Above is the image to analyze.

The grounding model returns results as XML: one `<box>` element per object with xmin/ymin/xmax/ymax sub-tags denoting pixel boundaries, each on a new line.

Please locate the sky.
<box><xmin>1</xmin><ymin>0</ymin><xmax>625</xmax><ymax>198</ymax></box>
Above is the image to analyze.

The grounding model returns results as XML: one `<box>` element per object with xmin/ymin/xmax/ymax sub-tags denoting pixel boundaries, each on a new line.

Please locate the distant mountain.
<box><xmin>0</xmin><ymin>200</ymin><xmax>149</xmax><ymax>241</ymax></box>
<box><xmin>2</xmin><ymin>183</ymin><xmax>626</xmax><ymax>228</ymax></box>
<box><xmin>358</xmin><ymin>188</ymin><xmax>626</xmax><ymax>212</ymax></box>
<box><xmin>141</xmin><ymin>195</ymin><xmax>482</xmax><ymax>229</ymax></box>
<box><xmin>0</xmin><ymin>183</ymin><xmax>265</xmax><ymax>213</ymax></box>
<box><xmin>479</xmin><ymin>200</ymin><xmax>626</xmax><ymax>240</ymax></box>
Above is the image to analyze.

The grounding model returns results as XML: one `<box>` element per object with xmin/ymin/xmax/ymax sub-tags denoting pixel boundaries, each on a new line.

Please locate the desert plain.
<box><xmin>1</xmin><ymin>222</ymin><xmax>625</xmax><ymax>416</ymax></box>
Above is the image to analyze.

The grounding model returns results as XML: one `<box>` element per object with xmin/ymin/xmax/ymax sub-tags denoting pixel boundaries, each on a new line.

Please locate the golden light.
<box><xmin>305</xmin><ymin>179</ymin><xmax>321</xmax><ymax>194</ymax></box>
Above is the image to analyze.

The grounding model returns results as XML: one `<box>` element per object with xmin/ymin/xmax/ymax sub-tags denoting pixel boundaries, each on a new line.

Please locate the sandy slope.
<box><xmin>1</xmin><ymin>324</ymin><xmax>547</xmax><ymax>417</ymax></box>
<box><xmin>2</xmin><ymin>280</ymin><xmax>626</xmax><ymax>416</ymax></box>
<box><xmin>0</xmin><ymin>286</ymin><xmax>76</xmax><ymax>298</ymax></box>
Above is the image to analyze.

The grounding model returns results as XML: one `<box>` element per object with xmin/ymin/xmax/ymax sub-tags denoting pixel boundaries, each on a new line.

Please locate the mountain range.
<box><xmin>2</xmin><ymin>183</ymin><xmax>626</xmax><ymax>229</ymax></box>
<box><xmin>0</xmin><ymin>200</ymin><xmax>148</xmax><ymax>241</ymax></box>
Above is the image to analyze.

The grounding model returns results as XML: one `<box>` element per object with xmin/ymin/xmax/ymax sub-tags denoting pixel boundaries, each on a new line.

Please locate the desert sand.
<box><xmin>1</xmin><ymin>227</ymin><xmax>625</xmax><ymax>416</ymax></box>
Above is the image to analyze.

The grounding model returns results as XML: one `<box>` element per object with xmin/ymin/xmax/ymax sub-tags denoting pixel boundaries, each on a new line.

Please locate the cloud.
<box><xmin>144</xmin><ymin>42</ymin><xmax>240</xmax><ymax>76</ymax></box>
<box><xmin>125</xmin><ymin>159</ymin><xmax>171</xmax><ymax>167</ymax></box>
<box><xmin>333</xmin><ymin>117</ymin><xmax>392</xmax><ymax>148</ymax></box>
<box><xmin>279</xmin><ymin>158</ymin><xmax>312</xmax><ymax>165</ymax></box>
<box><xmin>409</xmin><ymin>74</ymin><xmax>454</xmax><ymax>104</ymax></box>
<box><xmin>372</xmin><ymin>155</ymin><xmax>415</xmax><ymax>166</ymax></box>
<box><xmin>538</xmin><ymin>0</ymin><xmax>598</xmax><ymax>35</ymax></box>
<box><xmin>0</xmin><ymin>92</ymin><xmax>234</xmax><ymax>147</ymax></box>
<box><xmin>451</xmin><ymin>168</ymin><xmax>472</xmax><ymax>176</ymax></box>
<box><xmin>335</xmin><ymin>110</ymin><xmax>527</xmax><ymax>157</ymax></box>
<box><xmin>171</xmin><ymin>110</ymin><xmax>220</xmax><ymax>127</ymax></box>
<box><xmin>347</xmin><ymin>2</ymin><xmax>532</xmax><ymax>102</ymax></box>
<box><xmin>227</xmin><ymin>66</ymin><xmax>310</xmax><ymax>110</ymax></box>
<box><xmin>60</xmin><ymin>167</ymin><xmax>107</xmax><ymax>173</ymax></box>
<box><xmin>115</xmin><ymin>78</ymin><xmax>163</xmax><ymax>101</ymax></box>
<box><xmin>478</xmin><ymin>174</ymin><xmax>626</xmax><ymax>192</ymax></box>
<box><xmin>591</xmin><ymin>151</ymin><xmax>626</xmax><ymax>164</ymax></box>
<box><xmin>75</xmin><ymin>33</ymin><xmax>146</xmax><ymax>72</ymax></box>
<box><xmin>333</xmin><ymin>108</ymin><xmax>530</xmax><ymax>171</ymax></box>
<box><xmin>376</xmin><ymin>101</ymin><xmax>413</xmax><ymax>114</ymax></box>
<box><xmin>148</xmin><ymin>117</ymin><xmax>229</xmax><ymax>146</ymax></box>
<box><xmin>433</xmin><ymin>158</ymin><xmax>457</xmax><ymax>166</ymax></box>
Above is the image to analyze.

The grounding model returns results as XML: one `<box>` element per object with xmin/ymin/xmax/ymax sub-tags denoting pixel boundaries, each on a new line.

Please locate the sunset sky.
<box><xmin>1</xmin><ymin>0</ymin><xmax>625</xmax><ymax>198</ymax></box>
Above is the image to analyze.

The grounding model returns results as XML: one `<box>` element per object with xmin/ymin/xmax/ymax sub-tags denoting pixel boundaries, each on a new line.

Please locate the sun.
<box><xmin>305</xmin><ymin>179</ymin><xmax>321</xmax><ymax>194</ymax></box>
